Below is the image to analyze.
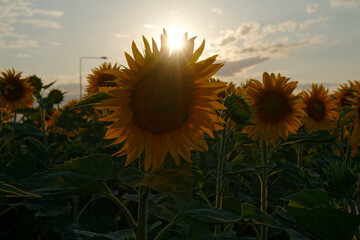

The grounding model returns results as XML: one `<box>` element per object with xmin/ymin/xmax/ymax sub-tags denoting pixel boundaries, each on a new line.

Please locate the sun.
<box><xmin>167</xmin><ymin>28</ymin><xmax>185</xmax><ymax>52</ymax></box>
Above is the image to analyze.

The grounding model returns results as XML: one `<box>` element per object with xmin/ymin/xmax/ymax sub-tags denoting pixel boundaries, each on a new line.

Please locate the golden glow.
<box><xmin>167</xmin><ymin>27</ymin><xmax>185</xmax><ymax>52</ymax></box>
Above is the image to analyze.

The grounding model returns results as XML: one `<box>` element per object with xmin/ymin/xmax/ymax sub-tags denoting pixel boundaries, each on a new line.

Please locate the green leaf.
<box><xmin>42</xmin><ymin>80</ymin><xmax>56</xmax><ymax>89</ymax></box>
<box><xmin>241</xmin><ymin>203</ymin><xmax>309</xmax><ymax>240</ymax></box>
<box><xmin>74</xmin><ymin>229</ymin><xmax>134</xmax><ymax>240</ymax></box>
<box><xmin>0</xmin><ymin>181</ymin><xmax>40</xmax><ymax>197</ymax></box>
<box><xmin>287</xmin><ymin>206</ymin><xmax>360</xmax><ymax>240</ymax></box>
<box><xmin>139</xmin><ymin>161</ymin><xmax>193</xmax><ymax>202</ymax></box>
<box><xmin>9</xmin><ymin>122</ymin><xmax>43</xmax><ymax>138</ymax></box>
<box><xmin>286</xmin><ymin>189</ymin><xmax>331</xmax><ymax>208</ymax></box>
<box><xmin>184</xmin><ymin>207</ymin><xmax>241</xmax><ymax>223</ymax></box>
<box><xmin>118</xmin><ymin>167</ymin><xmax>146</xmax><ymax>187</ymax></box>
<box><xmin>19</xmin><ymin>154</ymin><xmax>113</xmax><ymax>195</ymax></box>
<box><xmin>71</xmin><ymin>92</ymin><xmax>111</xmax><ymax>110</ymax></box>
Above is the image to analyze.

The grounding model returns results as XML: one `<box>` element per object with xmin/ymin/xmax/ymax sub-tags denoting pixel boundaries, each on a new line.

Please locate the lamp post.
<box><xmin>79</xmin><ymin>56</ymin><xmax>108</xmax><ymax>99</ymax></box>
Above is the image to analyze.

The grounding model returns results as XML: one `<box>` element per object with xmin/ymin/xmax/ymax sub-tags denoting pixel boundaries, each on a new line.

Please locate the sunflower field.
<box><xmin>1</xmin><ymin>30</ymin><xmax>360</xmax><ymax>240</ymax></box>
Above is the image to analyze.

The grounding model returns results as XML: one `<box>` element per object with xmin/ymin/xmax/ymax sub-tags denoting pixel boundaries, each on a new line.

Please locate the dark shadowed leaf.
<box><xmin>287</xmin><ymin>206</ymin><xmax>360</xmax><ymax>240</ymax></box>
<box><xmin>19</xmin><ymin>154</ymin><xmax>113</xmax><ymax>195</ymax></box>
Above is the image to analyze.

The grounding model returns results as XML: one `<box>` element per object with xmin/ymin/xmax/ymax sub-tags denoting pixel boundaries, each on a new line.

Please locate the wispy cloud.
<box><xmin>307</xmin><ymin>4</ymin><xmax>319</xmax><ymax>13</ymax></box>
<box><xmin>0</xmin><ymin>0</ymin><xmax>63</xmax><ymax>49</ymax></box>
<box><xmin>113</xmin><ymin>34</ymin><xmax>130</xmax><ymax>39</ymax></box>
<box><xmin>212</xmin><ymin>7</ymin><xmax>223</xmax><ymax>14</ymax></box>
<box><xmin>0</xmin><ymin>38</ymin><xmax>38</xmax><ymax>49</ymax></box>
<box><xmin>144</xmin><ymin>24</ymin><xmax>157</xmax><ymax>29</ymax></box>
<box><xmin>209</xmin><ymin>19</ymin><xmax>328</xmax><ymax>78</ymax></box>
<box><xmin>19</xmin><ymin>19</ymin><xmax>61</xmax><ymax>28</ymax></box>
<box><xmin>278</xmin><ymin>21</ymin><xmax>297</xmax><ymax>32</ymax></box>
<box><xmin>49</xmin><ymin>42</ymin><xmax>62</xmax><ymax>46</ymax></box>
<box><xmin>17</xmin><ymin>53</ymin><xmax>30</xmax><ymax>58</ymax></box>
<box><xmin>331</xmin><ymin>0</ymin><xmax>360</xmax><ymax>7</ymax></box>
<box><xmin>262</xmin><ymin>24</ymin><xmax>277</xmax><ymax>34</ymax></box>
<box><xmin>300</xmin><ymin>17</ymin><xmax>331</xmax><ymax>30</ymax></box>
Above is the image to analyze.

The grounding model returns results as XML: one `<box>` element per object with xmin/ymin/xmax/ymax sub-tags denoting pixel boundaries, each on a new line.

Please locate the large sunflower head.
<box><xmin>86</xmin><ymin>62</ymin><xmax>121</xmax><ymax>95</ymax></box>
<box><xmin>95</xmin><ymin>29</ymin><xmax>226</xmax><ymax>171</ymax></box>
<box><xmin>0</xmin><ymin>68</ymin><xmax>34</xmax><ymax>111</ymax></box>
<box><xmin>243</xmin><ymin>72</ymin><xmax>305</xmax><ymax>145</ymax></box>
<box><xmin>302</xmin><ymin>83</ymin><xmax>337</xmax><ymax>132</ymax></box>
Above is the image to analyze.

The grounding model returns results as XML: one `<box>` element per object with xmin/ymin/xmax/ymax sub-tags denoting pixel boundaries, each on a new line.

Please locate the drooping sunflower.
<box><xmin>86</xmin><ymin>62</ymin><xmax>121</xmax><ymax>95</ymax></box>
<box><xmin>243</xmin><ymin>72</ymin><xmax>306</xmax><ymax>145</ymax></box>
<box><xmin>302</xmin><ymin>83</ymin><xmax>337</xmax><ymax>132</ymax></box>
<box><xmin>0</xmin><ymin>68</ymin><xmax>34</xmax><ymax>111</ymax></box>
<box><xmin>95</xmin><ymin>29</ymin><xmax>226</xmax><ymax>171</ymax></box>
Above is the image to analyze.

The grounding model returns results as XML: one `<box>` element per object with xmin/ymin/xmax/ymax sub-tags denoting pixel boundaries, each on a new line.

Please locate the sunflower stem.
<box><xmin>260</xmin><ymin>137</ymin><xmax>268</xmax><ymax>240</ymax></box>
<box><xmin>345</xmin><ymin>125</ymin><xmax>353</xmax><ymax>167</ymax></box>
<box><xmin>137</xmin><ymin>185</ymin><xmax>149</xmax><ymax>240</ymax></box>
<box><xmin>154</xmin><ymin>215</ymin><xmax>185</xmax><ymax>240</ymax></box>
<box><xmin>102</xmin><ymin>183</ymin><xmax>137</xmax><ymax>232</ymax></box>
<box><xmin>215</xmin><ymin>122</ymin><xmax>228</xmax><ymax>234</ymax></box>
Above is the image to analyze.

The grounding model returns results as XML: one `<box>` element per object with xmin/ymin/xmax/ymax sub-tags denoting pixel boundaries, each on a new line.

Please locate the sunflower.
<box><xmin>51</xmin><ymin>99</ymin><xmax>87</xmax><ymax>137</ymax></box>
<box><xmin>209</xmin><ymin>77</ymin><xmax>235</xmax><ymax>99</ymax></box>
<box><xmin>95</xmin><ymin>29</ymin><xmax>226</xmax><ymax>171</ymax></box>
<box><xmin>86</xmin><ymin>62</ymin><xmax>121</xmax><ymax>95</ymax></box>
<box><xmin>243</xmin><ymin>72</ymin><xmax>305</xmax><ymax>145</ymax></box>
<box><xmin>333</xmin><ymin>80</ymin><xmax>360</xmax><ymax>110</ymax></box>
<box><xmin>0</xmin><ymin>68</ymin><xmax>34</xmax><ymax>111</ymax></box>
<box><xmin>302</xmin><ymin>84</ymin><xmax>337</xmax><ymax>132</ymax></box>
<box><xmin>346</xmin><ymin>85</ymin><xmax>360</xmax><ymax>154</ymax></box>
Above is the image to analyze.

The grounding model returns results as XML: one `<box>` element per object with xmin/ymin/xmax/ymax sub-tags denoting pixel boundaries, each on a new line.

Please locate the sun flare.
<box><xmin>167</xmin><ymin>28</ymin><xmax>185</xmax><ymax>52</ymax></box>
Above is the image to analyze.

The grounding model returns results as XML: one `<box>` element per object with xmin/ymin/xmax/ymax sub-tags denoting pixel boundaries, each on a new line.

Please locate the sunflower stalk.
<box><xmin>154</xmin><ymin>215</ymin><xmax>185</xmax><ymax>240</ymax></box>
<box><xmin>215</xmin><ymin>121</ymin><xmax>228</xmax><ymax>234</ymax></box>
<box><xmin>101</xmin><ymin>183</ymin><xmax>137</xmax><ymax>232</ymax></box>
<box><xmin>137</xmin><ymin>185</ymin><xmax>150</xmax><ymax>240</ymax></box>
<box><xmin>345</xmin><ymin>125</ymin><xmax>353</xmax><ymax>167</ymax></box>
<box><xmin>259</xmin><ymin>137</ymin><xmax>268</xmax><ymax>240</ymax></box>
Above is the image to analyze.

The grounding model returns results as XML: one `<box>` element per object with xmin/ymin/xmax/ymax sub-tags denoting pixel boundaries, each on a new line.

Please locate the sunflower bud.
<box><xmin>28</xmin><ymin>75</ymin><xmax>43</xmax><ymax>93</ymax></box>
<box><xmin>48</xmin><ymin>89</ymin><xmax>64</xmax><ymax>104</ymax></box>
<box><xmin>224</xmin><ymin>93</ymin><xmax>251</xmax><ymax>127</ymax></box>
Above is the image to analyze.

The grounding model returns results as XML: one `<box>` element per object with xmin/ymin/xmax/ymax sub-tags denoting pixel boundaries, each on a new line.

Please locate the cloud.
<box><xmin>212</xmin><ymin>7</ymin><xmax>223</xmax><ymax>14</ymax></box>
<box><xmin>307</xmin><ymin>4</ymin><xmax>319</xmax><ymax>13</ymax></box>
<box><xmin>0</xmin><ymin>38</ymin><xmax>38</xmax><ymax>49</ymax></box>
<box><xmin>113</xmin><ymin>34</ymin><xmax>130</xmax><ymax>39</ymax></box>
<box><xmin>49</xmin><ymin>41</ymin><xmax>62</xmax><ymax>46</ymax></box>
<box><xmin>144</xmin><ymin>24</ymin><xmax>157</xmax><ymax>29</ymax></box>
<box><xmin>299</xmin><ymin>17</ymin><xmax>331</xmax><ymax>30</ymax></box>
<box><xmin>209</xmin><ymin>19</ymin><xmax>328</xmax><ymax>78</ymax></box>
<box><xmin>17</xmin><ymin>53</ymin><xmax>30</xmax><ymax>58</ymax></box>
<box><xmin>0</xmin><ymin>0</ymin><xmax>63</xmax><ymax>49</ymax></box>
<box><xmin>19</xmin><ymin>19</ymin><xmax>61</xmax><ymax>28</ymax></box>
<box><xmin>331</xmin><ymin>0</ymin><xmax>360</xmax><ymax>7</ymax></box>
<box><xmin>278</xmin><ymin>21</ymin><xmax>297</xmax><ymax>32</ymax></box>
<box><xmin>262</xmin><ymin>24</ymin><xmax>277</xmax><ymax>34</ymax></box>
<box><xmin>217</xmin><ymin>56</ymin><xmax>270</xmax><ymax>77</ymax></box>
<box><xmin>211</xmin><ymin>22</ymin><xmax>261</xmax><ymax>47</ymax></box>
<box><xmin>31</xmin><ymin>9</ymin><xmax>63</xmax><ymax>17</ymax></box>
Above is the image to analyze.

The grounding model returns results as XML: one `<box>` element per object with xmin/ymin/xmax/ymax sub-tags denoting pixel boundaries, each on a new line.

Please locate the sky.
<box><xmin>1</xmin><ymin>0</ymin><xmax>360</xmax><ymax>102</ymax></box>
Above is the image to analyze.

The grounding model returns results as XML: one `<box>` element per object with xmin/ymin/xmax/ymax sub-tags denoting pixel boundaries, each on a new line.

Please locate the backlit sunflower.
<box><xmin>86</xmin><ymin>62</ymin><xmax>121</xmax><ymax>95</ymax></box>
<box><xmin>346</xmin><ymin>85</ymin><xmax>360</xmax><ymax>154</ymax></box>
<box><xmin>302</xmin><ymin>84</ymin><xmax>337</xmax><ymax>132</ymax></box>
<box><xmin>243</xmin><ymin>72</ymin><xmax>305</xmax><ymax>145</ymax></box>
<box><xmin>333</xmin><ymin>80</ymin><xmax>360</xmax><ymax>110</ymax></box>
<box><xmin>0</xmin><ymin>68</ymin><xmax>34</xmax><ymax>111</ymax></box>
<box><xmin>95</xmin><ymin>29</ymin><xmax>226</xmax><ymax>171</ymax></box>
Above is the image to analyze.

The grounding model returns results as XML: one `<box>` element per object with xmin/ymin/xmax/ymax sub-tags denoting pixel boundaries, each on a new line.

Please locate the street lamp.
<box><xmin>79</xmin><ymin>56</ymin><xmax>108</xmax><ymax>99</ymax></box>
